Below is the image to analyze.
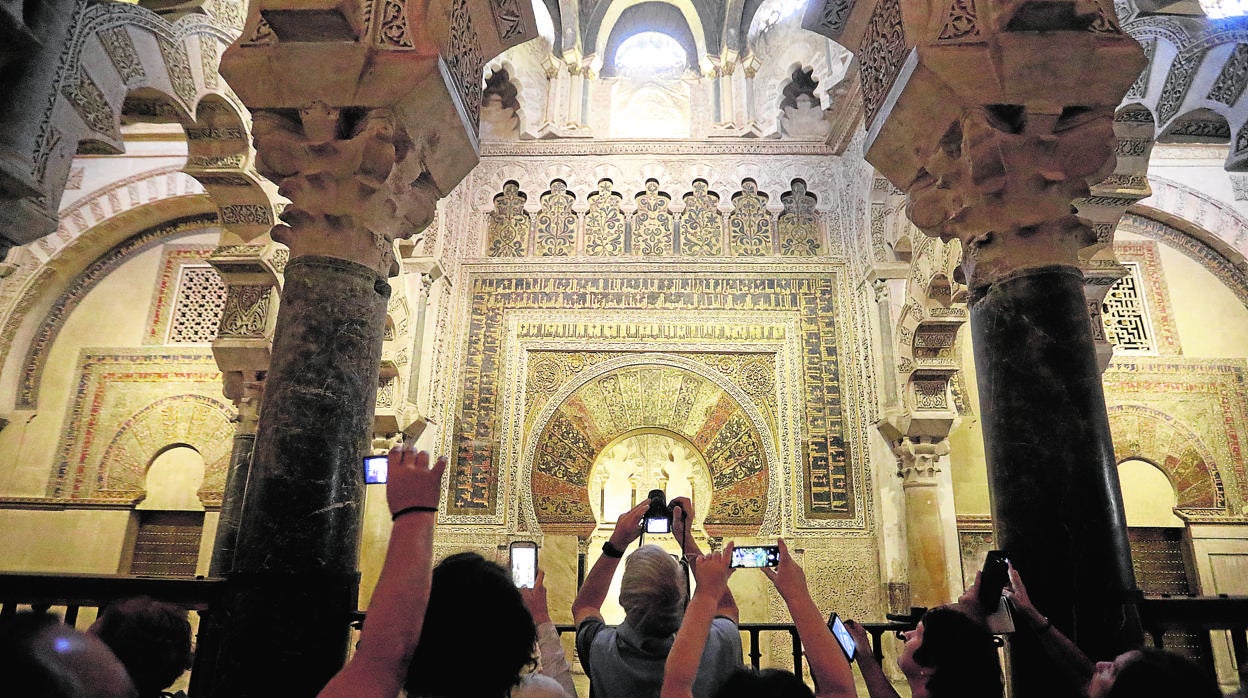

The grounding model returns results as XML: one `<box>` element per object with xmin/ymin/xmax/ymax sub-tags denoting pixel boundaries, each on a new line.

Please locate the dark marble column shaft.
<box><xmin>971</xmin><ymin>265</ymin><xmax>1141</xmax><ymax>697</ymax></box>
<box><xmin>209</xmin><ymin>255</ymin><xmax>388</xmax><ymax>697</ymax></box>
<box><xmin>208</xmin><ymin>431</ymin><xmax>256</xmax><ymax>577</ymax></box>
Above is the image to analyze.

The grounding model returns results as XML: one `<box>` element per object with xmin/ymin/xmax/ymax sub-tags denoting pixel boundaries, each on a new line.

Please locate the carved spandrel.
<box><xmin>534</xmin><ymin>180</ymin><xmax>577</xmax><ymax>256</ymax></box>
<box><xmin>678</xmin><ymin>180</ymin><xmax>723</xmax><ymax>256</ymax></box>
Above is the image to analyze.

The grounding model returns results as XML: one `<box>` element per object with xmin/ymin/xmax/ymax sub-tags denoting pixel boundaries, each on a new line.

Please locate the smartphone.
<box><xmin>509</xmin><ymin>541</ymin><xmax>538</xmax><ymax>588</ymax></box>
<box><xmin>363</xmin><ymin>454</ymin><xmax>388</xmax><ymax>484</ymax></box>
<box><xmin>730</xmin><ymin>545</ymin><xmax>780</xmax><ymax>568</ymax></box>
<box><xmin>977</xmin><ymin>550</ymin><xmax>1010</xmax><ymax>608</ymax></box>
<box><xmin>828</xmin><ymin>613</ymin><xmax>857</xmax><ymax>662</ymax></box>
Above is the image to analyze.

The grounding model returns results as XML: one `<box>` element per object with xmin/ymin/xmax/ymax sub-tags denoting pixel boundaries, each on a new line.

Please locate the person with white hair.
<box><xmin>572</xmin><ymin>497</ymin><xmax>742</xmax><ymax>698</ymax></box>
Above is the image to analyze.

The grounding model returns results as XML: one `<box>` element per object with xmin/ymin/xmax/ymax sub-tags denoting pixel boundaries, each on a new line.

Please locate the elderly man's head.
<box><xmin>619</xmin><ymin>544</ymin><xmax>686</xmax><ymax>637</ymax></box>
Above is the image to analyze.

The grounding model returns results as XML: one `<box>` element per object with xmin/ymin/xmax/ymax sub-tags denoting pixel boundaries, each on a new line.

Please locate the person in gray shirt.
<box><xmin>572</xmin><ymin>497</ymin><xmax>742</xmax><ymax>698</ymax></box>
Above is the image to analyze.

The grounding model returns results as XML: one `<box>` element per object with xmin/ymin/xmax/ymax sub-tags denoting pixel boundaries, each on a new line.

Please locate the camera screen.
<box><xmin>511</xmin><ymin>545</ymin><xmax>537</xmax><ymax>588</ymax></box>
<box><xmin>644</xmin><ymin>516</ymin><xmax>670</xmax><ymax>534</ymax></box>
<box><xmin>730</xmin><ymin>545</ymin><xmax>780</xmax><ymax>568</ymax></box>
<box><xmin>829</xmin><ymin>614</ymin><xmax>857</xmax><ymax>661</ymax></box>
<box><xmin>363</xmin><ymin>455</ymin><xmax>388</xmax><ymax>484</ymax></box>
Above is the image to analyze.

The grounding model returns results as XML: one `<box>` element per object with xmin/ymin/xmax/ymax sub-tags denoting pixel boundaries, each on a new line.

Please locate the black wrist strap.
<box><xmin>391</xmin><ymin>505</ymin><xmax>438</xmax><ymax>521</ymax></box>
<box><xmin>601</xmin><ymin>541</ymin><xmax>625</xmax><ymax>558</ymax></box>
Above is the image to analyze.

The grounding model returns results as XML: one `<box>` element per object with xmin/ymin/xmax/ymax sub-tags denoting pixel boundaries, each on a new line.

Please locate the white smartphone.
<box><xmin>509</xmin><ymin>541</ymin><xmax>538</xmax><ymax>588</ymax></box>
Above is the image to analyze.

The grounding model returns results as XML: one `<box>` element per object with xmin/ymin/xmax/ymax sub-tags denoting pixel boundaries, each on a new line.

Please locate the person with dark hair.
<box><xmin>662</xmin><ymin>540</ymin><xmax>857</xmax><ymax>698</ymax></box>
<box><xmin>0</xmin><ymin>610</ymin><xmax>137</xmax><ymax>698</ymax></box>
<box><xmin>1004</xmin><ymin>564</ymin><xmax>1220</xmax><ymax>698</ymax></box>
<box><xmin>573</xmin><ymin>496</ymin><xmax>743</xmax><ymax>698</ymax></box>
<box><xmin>844</xmin><ymin>604</ymin><xmax>1003</xmax><ymax>698</ymax></box>
<box><xmin>88</xmin><ymin>597</ymin><xmax>192</xmax><ymax>698</ymax></box>
<box><xmin>403</xmin><ymin>551</ymin><xmax>565</xmax><ymax>697</ymax></box>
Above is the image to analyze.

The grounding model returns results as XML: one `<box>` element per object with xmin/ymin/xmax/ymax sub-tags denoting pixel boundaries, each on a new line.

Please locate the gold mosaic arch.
<box><xmin>1108</xmin><ymin>404</ymin><xmax>1226</xmax><ymax>513</ymax></box>
<box><xmin>529</xmin><ymin>362</ymin><xmax>769</xmax><ymax>537</ymax></box>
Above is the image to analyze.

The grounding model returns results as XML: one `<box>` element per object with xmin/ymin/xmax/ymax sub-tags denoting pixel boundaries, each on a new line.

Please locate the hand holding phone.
<box><xmin>828</xmin><ymin>613</ymin><xmax>857</xmax><ymax>662</ymax></box>
<box><xmin>977</xmin><ymin>550</ymin><xmax>1010</xmax><ymax>609</ymax></box>
<box><xmin>730</xmin><ymin>545</ymin><xmax>780</xmax><ymax>568</ymax></box>
<box><xmin>509</xmin><ymin>541</ymin><xmax>538</xmax><ymax>588</ymax></box>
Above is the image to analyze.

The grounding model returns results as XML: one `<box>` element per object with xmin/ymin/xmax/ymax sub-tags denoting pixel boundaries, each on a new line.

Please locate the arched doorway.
<box><xmin>526</xmin><ymin>358</ymin><xmax>774</xmax><ymax>538</ymax></box>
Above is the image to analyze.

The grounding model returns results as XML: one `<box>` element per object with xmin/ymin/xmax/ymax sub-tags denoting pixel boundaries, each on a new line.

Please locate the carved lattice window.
<box><xmin>1102</xmin><ymin>263</ymin><xmax>1155</xmax><ymax>354</ymax></box>
<box><xmin>167</xmin><ymin>265</ymin><xmax>226</xmax><ymax>344</ymax></box>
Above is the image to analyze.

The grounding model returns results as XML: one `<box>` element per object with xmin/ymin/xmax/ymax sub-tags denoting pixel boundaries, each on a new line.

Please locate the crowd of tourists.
<box><xmin>0</xmin><ymin>444</ymin><xmax>1229</xmax><ymax>697</ymax></box>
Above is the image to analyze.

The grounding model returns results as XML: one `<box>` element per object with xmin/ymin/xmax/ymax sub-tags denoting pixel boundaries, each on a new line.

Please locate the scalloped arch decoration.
<box><xmin>529</xmin><ymin>362</ymin><xmax>769</xmax><ymax>536</ymax></box>
<box><xmin>1108</xmin><ymin>404</ymin><xmax>1226</xmax><ymax>512</ymax></box>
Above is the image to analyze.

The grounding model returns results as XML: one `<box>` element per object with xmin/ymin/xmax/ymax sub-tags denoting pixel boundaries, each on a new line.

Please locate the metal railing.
<box><xmin>2</xmin><ymin>573</ymin><xmax>1245</xmax><ymax>695</ymax></box>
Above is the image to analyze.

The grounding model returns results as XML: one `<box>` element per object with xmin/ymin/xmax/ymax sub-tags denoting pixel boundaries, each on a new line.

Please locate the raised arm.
<box><xmin>843</xmin><ymin>620</ymin><xmax>901</xmax><ymax>698</ymax></box>
<box><xmin>670</xmin><ymin>497</ymin><xmax>737</xmax><ymax>622</ymax></box>
<box><xmin>571</xmin><ymin>501</ymin><xmax>648</xmax><ymax>625</ymax></box>
<box><xmin>318</xmin><ymin>447</ymin><xmax>446</xmax><ymax>698</ymax></box>
<box><xmin>1002</xmin><ymin>562</ymin><xmax>1094</xmax><ymax>688</ymax></box>
<box><xmin>522</xmin><ymin>569</ymin><xmax>577</xmax><ymax>697</ymax></box>
<box><xmin>763</xmin><ymin>539</ymin><xmax>857</xmax><ymax>698</ymax></box>
<box><xmin>661</xmin><ymin>543</ymin><xmax>735</xmax><ymax>698</ymax></box>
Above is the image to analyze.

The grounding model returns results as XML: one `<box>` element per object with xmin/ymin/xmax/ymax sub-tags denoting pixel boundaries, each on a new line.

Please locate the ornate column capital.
<box><xmin>221</xmin><ymin>0</ymin><xmax>537</xmax><ymax>272</ymax></box>
<box><xmin>878</xmin><ymin>409</ymin><xmax>954</xmax><ymax>484</ymax></box>
<box><xmin>810</xmin><ymin>0</ymin><xmax>1145</xmax><ymax>292</ymax></box>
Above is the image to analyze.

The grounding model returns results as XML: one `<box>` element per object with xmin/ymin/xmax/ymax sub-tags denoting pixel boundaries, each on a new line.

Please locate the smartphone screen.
<box><xmin>977</xmin><ymin>550</ymin><xmax>1010</xmax><ymax>608</ymax></box>
<box><xmin>730</xmin><ymin>545</ymin><xmax>780</xmax><ymax>568</ymax></box>
<box><xmin>644</xmin><ymin>516</ymin><xmax>671</xmax><ymax>534</ymax></box>
<box><xmin>510</xmin><ymin>542</ymin><xmax>538</xmax><ymax>588</ymax></box>
<box><xmin>363</xmin><ymin>455</ymin><xmax>388</xmax><ymax>484</ymax></box>
<box><xmin>828</xmin><ymin>613</ymin><xmax>857</xmax><ymax>662</ymax></box>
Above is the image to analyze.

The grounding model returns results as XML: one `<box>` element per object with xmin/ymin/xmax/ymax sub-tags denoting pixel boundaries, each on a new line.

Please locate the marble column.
<box><xmin>211</xmin><ymin>3</ymin><xmax>535</xmax><ymax>693</ymax></box>
<box><xmin>808</xmin><ymin>1</ymin><xmax>1147</xmax><ymax>693</ymax></box>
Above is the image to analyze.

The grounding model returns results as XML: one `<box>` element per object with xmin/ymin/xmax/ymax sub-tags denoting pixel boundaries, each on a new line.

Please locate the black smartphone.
<box><xmin>828</xmin><ymin>613</ymin><xmax>857</xmax><ymax>662</ymax></box>
<box><xmin>730</xmin><ymin>545</ymin><xmax>780</xmax><ymax>568</ymax></box>
<box><xmin>643</xmin><ymin>489</ymin><xmax>671</xmax><ymax>534</ymax></box>
<box><xmin>977</xmin><ymin>550</ymin><xmax>1010</xmax><ymax>608</ymax></box>
<box><xmin>363</xmin><ymin>454</ymin><xmax>388</xmax><ymax>484</ymax></box>
<box><xmin>509</xmin><ymin>541</ymin><xmax>538</xmax><ymax>588</ymax></box>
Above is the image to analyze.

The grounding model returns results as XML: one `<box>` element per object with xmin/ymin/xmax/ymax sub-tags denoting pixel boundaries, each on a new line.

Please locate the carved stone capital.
<box><xmin>818</xmin><ymin>0</ymin><xmax>1145</xmax><ymax>292</ymax></box>
<box><xmin>250</xmin><ymin>105</ymin><xmax>435</xmax><ymax>274</ymax></box>
<box><xmin>878</xmin><ymin>409</ymin><xmax>954</xmax><ymax>484</ymax></box>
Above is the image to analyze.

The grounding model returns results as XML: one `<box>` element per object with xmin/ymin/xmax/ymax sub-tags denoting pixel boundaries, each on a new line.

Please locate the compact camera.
<box><xmin>643</xmin><ymin>489</ymin><xmax>671</xmax><ymax>534</ymax></box>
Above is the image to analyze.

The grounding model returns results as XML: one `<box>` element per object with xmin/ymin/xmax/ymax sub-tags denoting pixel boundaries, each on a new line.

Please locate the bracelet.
<box><xmin>391</xmin><ymin>505</ymin><xmax>438</xmax><ymax>521</ymax></box>
<box><xmin>601</xmin><ymin>541</ymin><xmax>625</xmax><ymax>558</ymax></box>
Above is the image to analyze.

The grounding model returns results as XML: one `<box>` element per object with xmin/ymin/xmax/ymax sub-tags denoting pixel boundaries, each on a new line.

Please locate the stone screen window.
<box><xmin>167</xmin><ymin>265</ymin><xmax>227</xmax><ymax>344</ymax></box>
<box><xmin>1102</xmin><ymin>262</ymin><xmax>1156</xmax><ymax>354</ymax></box>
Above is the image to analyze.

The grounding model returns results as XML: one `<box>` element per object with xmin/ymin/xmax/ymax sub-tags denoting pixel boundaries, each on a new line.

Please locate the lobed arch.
<box><xmin>3</xmin><ymin>208</ymin><xmax>221</xmax><ymax>412</ymax></box>
<box><xmin>522</xmin><ymin>353</ymin><xmax>779</xmax><ymax>538</ymax></box>
<box><xmin>94</xmin><ymin>393</ymin><xmax>235</xmax><ymax>507</ymax></box>
<box><xmin>1135</xmin><ymin>175</ymin><xmax>1248</xmax><ymax>264</ymax></box>
<box><xmin>28</xmin><ymin>1</ymin><xmax>277</xmax><ymax>247</ymax></box>
<box><xmin>1107</xmin><ymin>404</ymin><xmax>1226</xmax><ymax>514</ymax></box>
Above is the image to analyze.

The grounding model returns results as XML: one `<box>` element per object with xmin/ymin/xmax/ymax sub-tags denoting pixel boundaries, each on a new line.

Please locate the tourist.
<box><xmin>572</xmin><ymin>496</ymin><xmax>742</xmax><ymax>698</ymax></box>
<box><xmin>520</xmin><ymin>568</ymin><xmax>578</xmax><ymax>697</ymax></box>
<box><xmin>1</xmin><ymin>610</ymin><xmax>138</xmax><ymax>697</ymax></box>
<box><xmin>661</xmin><ymin>539</ymin><xmax>857</xmax><ymax>698</ymax></box>
<box><xmin>89</xmin><ymin>597</ymin><xmax>192</xmax><ymax>698</ymax></box>
<box><xmin>1004</xmin><ymin>564</ymin><xmax>1220</xmax><ymax>698</ymax></box>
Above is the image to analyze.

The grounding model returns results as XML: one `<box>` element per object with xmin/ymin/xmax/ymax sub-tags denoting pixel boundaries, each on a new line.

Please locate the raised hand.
<box><xmin>386</xmin><ymin>446</ymin><xmax>447</xmax><ymax>516</ymax></box>
<box><xmin>761</xmin><ymin>539</ymin><xmax>808</xmax><ymax>601</ymax></box>
<box><xmin>520</xmin><ymin>569</ymin><xmax>552</xmax><ymax>624</ymax></box>
<box><xmin>690</xmin><ymin>542</ymin><xmax>735</xmax><ymax>599</ymax></box>
<box><xmin>609</xmin><ymin>501</ymin><xmax>650</xmax><ymax>550</ymax></box>
<box><xmin>670</xmin><ymin>496</ymin><xmax>694</xmax><ymax>544</ymax></box>
<box><xmin>843</xmin><ymin>618</ymin><xmax>874</xmax><ymax>661</ymax></box>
